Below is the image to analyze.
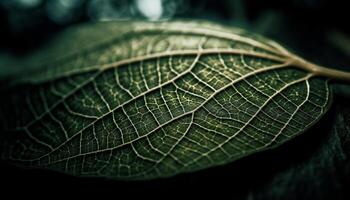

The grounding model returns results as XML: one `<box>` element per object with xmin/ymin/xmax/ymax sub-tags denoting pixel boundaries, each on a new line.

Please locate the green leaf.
<box><xmin>0</xmin><ymin>21</ymin><xmax>332</xmax><ymax>180</ymax></box>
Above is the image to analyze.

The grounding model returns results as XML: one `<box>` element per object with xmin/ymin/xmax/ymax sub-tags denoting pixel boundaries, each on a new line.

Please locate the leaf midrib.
<box><xmin>12</xmin><ymin>49</ymin><xmax>288</xmax><ymax>130</ymax></box>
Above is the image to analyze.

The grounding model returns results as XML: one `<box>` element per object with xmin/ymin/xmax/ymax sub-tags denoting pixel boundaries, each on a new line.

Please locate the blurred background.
<box><xmin>0</xmin><ymin>0</ymin><xmax>350</xmax><ymax>199</ymax></box>
<box><xmin>1</xmin><ymin>0</ymin><xmax>350</xmax><ymax>63</ymax></box>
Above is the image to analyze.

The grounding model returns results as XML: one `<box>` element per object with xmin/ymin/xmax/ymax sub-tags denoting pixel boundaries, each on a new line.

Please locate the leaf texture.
<box><xmin>0</xmin><ymin>21</ymin><xmax>330</xmax><ymax>180</ymax></box>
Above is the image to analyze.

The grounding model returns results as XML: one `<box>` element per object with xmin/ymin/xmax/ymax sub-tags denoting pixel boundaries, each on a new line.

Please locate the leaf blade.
<box><xmin>0</xmin><ymin>21</ymin><xmax>330</xmax><ymax>180</ymax></box>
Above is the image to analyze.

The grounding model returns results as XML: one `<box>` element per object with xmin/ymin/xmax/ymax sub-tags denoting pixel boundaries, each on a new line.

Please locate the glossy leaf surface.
<box><xmin>0</xmin><ymin>21</ymin><xmax>330</xmax><ymax>180</ymax></box>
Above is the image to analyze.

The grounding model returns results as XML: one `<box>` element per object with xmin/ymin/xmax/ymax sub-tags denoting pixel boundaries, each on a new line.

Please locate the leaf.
<box><xmin>0</xmin><ymin>21</ymin><xmax>332</xmax><ymax>180</ymax></box>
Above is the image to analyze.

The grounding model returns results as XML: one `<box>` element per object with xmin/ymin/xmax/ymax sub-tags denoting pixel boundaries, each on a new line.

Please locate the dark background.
<box><xmin>0</xmin><ymin>0</ymin><xmax>350</xmax><ymax>199</ymax></box>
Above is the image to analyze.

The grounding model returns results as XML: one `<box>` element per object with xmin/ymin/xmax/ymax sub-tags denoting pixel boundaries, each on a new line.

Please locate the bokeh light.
<box><xmin>136</xmin><ymin>0</ymin><xmax>163</xmax><ymax>21</ymax></box>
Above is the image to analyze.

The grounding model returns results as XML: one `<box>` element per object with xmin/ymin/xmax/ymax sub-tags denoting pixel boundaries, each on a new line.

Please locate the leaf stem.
<box><xmin>291</xmin><ymin>56</ymin><xmax>350</xmax><ymax>83</ymax></box>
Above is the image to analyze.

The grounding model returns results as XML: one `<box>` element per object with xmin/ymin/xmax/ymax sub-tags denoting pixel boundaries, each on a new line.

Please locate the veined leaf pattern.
<box><xmin>0</xmin><ymin>21</ymin><xmax>330</xmax><ymax>180</ymax></box>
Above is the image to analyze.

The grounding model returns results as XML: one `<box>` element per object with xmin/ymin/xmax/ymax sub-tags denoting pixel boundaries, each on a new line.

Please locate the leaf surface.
<box><xmin>0</xmin><ymin>21</ymin><xmax>330</xmax><ymax>179</ymax></box>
